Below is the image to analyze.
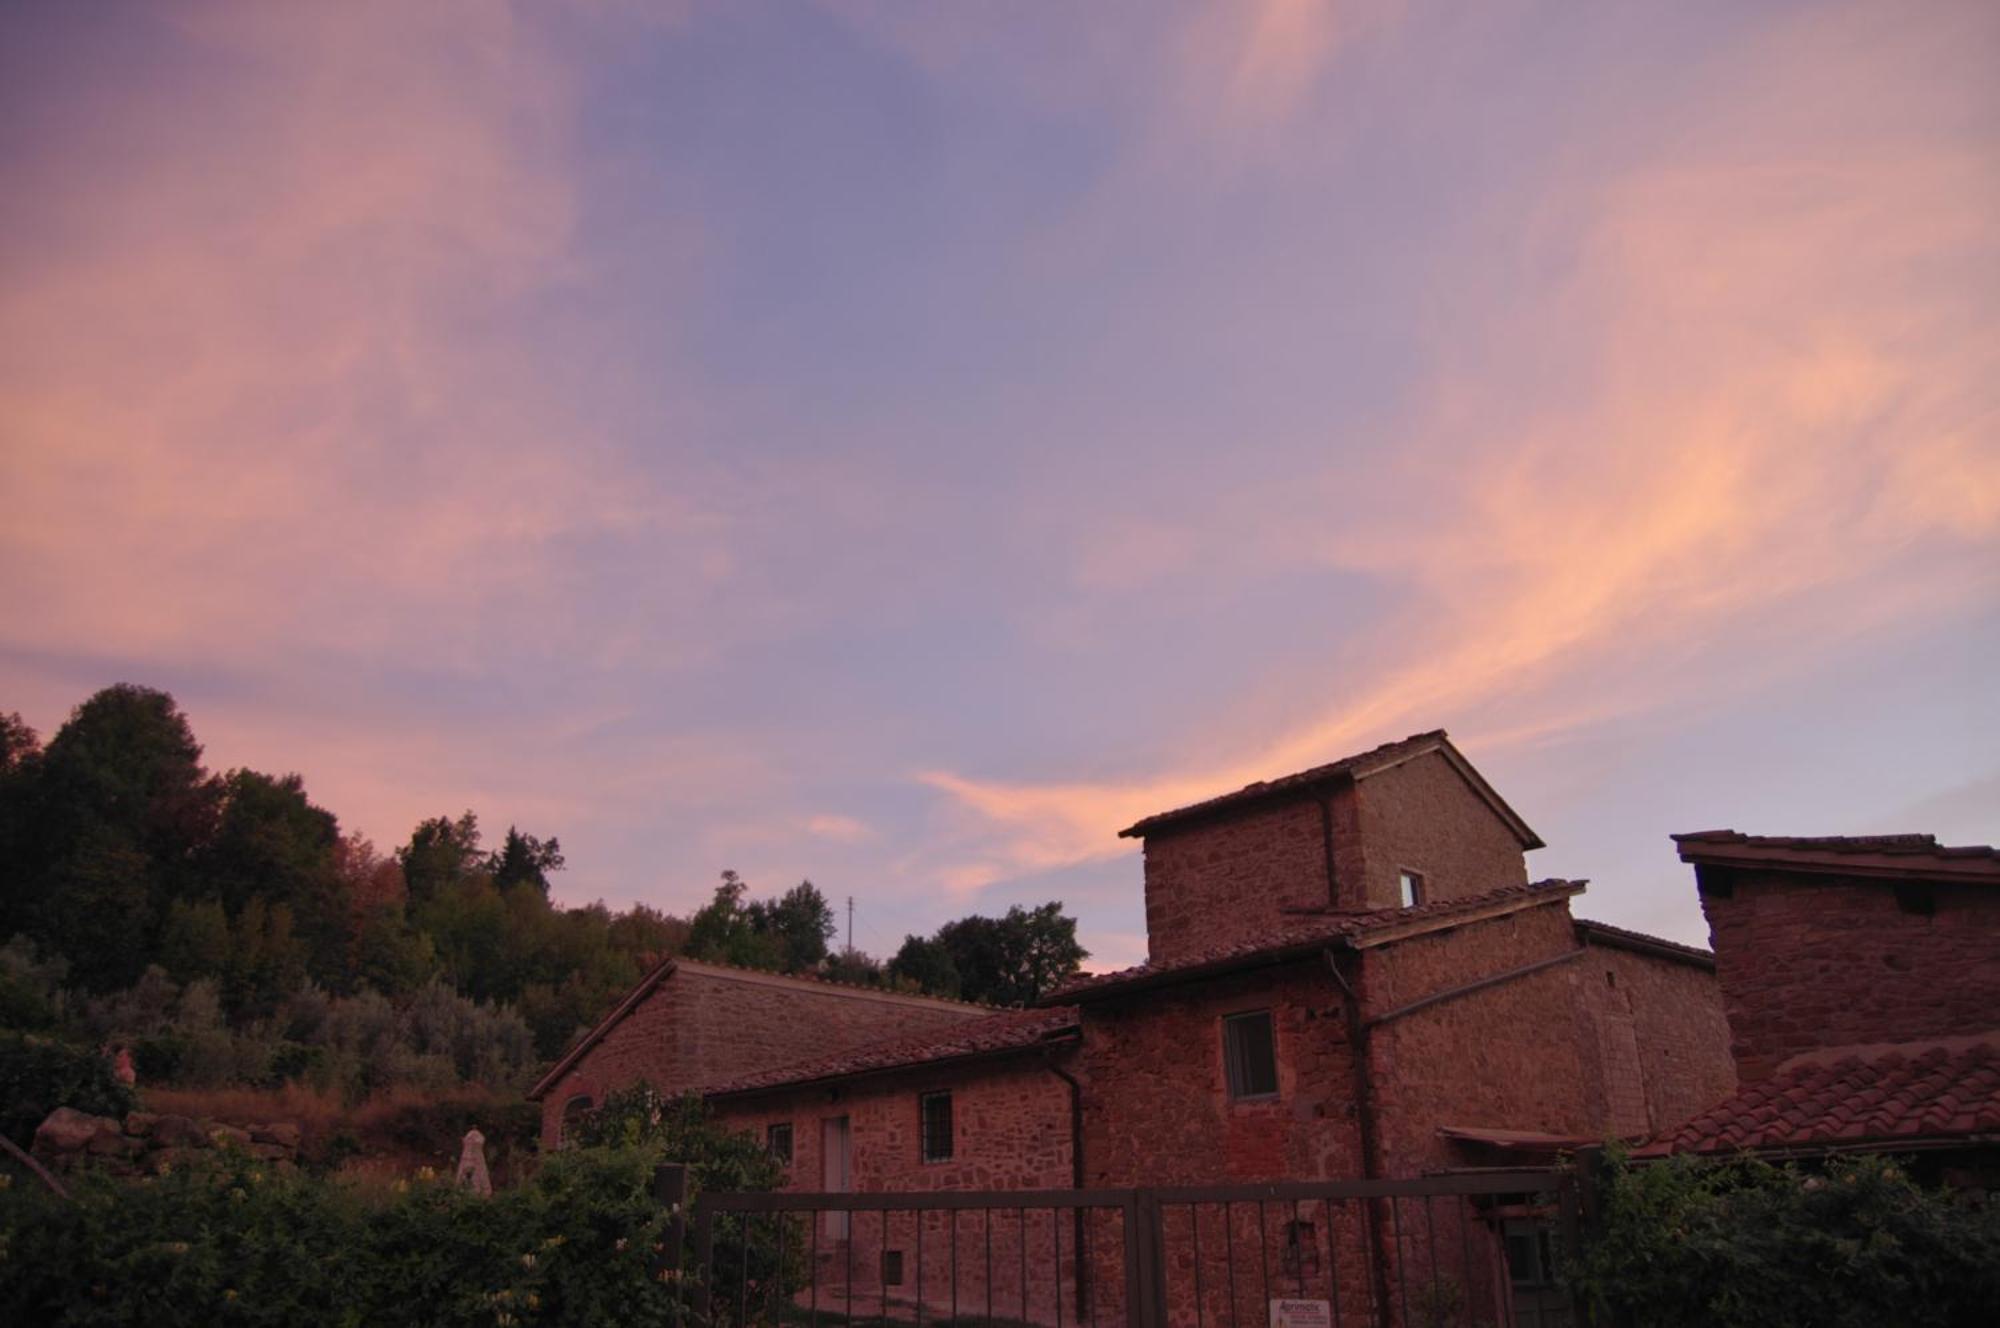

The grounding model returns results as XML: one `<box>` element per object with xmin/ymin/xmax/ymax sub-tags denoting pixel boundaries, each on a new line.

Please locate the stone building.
<box><xmin>1651</xmin><ymin>831</ymin><xmax>2000</xmax><ymax>1177</ymax></box>
<box><xmin>537</xmin><ymin>730</ymin><xmax>1738</xmax><ymax>1323</ymax></box>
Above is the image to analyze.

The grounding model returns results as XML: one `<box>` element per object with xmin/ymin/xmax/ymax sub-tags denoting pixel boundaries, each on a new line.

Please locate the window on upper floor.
<box><xmin>1399</xmin><ymin>869</ymin><xmax>1426</xmax><ymax>909</ymax></box>
<box><xmin>920</xmin><ymin>1091</ymin><xmax>954</xmax><ymax>1162</ymax></box>
<box><xmin>767</xmin><ymin>1121</ymin><xmax>793</xmax><ymax>1165</ymax></box>
<box><xmin>1222</xmin><ymin>1010</ymin><xmax>1279</xmax><ymax>1099</ymax></box>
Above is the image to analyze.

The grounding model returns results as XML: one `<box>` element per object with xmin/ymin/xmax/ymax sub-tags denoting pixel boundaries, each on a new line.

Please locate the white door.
<box><xmin>822</xmin><ymin>1116</ymin><xmax>851</xmax><ymax>1239</ymax></box>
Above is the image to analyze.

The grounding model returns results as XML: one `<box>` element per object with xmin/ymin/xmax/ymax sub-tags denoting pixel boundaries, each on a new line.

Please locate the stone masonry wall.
<box><xmin>537</xmin><ymin>965</ymin><xmax>981</xmax><ymax>1147</ymax></box>
<box><xmin>1349</xmin><ymin>750</ymin><xmax>1529</xmax><ymax>910</ymax></box>
<box><xmin>711</xmin><ymin>1057</ymin><xmax>1076</xmax><ymax>1325</ymax></box>
<box><xmin>1571</xmin><ymin>941</ymin><xmax>1736</xmax><ymax>1137</ymax></box>
<box><xmin>1142</xmin><ymin>799</ymin><xmax>1332</xmax><ymax>966</ymax></box>
<box><xmin>1698</xmin><ymin>870</ymin><xmax>2000</xmax><ymax>1081</ymax></box>
<box><xmin>1361</xmin><ymin>901</ymin><xmax>1594</xmax><ymax>1178</ymax></box>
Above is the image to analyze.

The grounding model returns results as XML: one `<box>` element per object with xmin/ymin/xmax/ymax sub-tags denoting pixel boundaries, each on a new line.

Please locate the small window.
<box><xmin>919</xmin><ymin>1092</ymin><xmax>954</xmax><ymax>1162</ymax></box>
<box><xmin>767</xmin><ymin>1122</ymin><xmax>793</xmax><ymax>1165</ymax></box>
<box><xmin>1222</xmin><ymin>1011</ymin><xmax>1279</xmax><ymax>1099</ymax></box>
<box><xmin>558</xmin><ymin>1094</ymin><xmax>593</xmax><ymax>1147</ymax></box>
<box><xmin>1398</xmin><ymin>870</ymin><xmax>1426</xmax><ymax>908</ymax></box>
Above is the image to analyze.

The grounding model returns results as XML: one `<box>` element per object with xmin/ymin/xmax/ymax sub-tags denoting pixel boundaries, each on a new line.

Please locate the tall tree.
<box><xmin>199</xmin><ymin>769</ymin><xmax>346</xmax><ymax>984</ymax></box>
<box><xmin>0</xmin><ymin>712</ymin><xmax>43</xmax><ymax>941</ymax></box>
<box><xmin>20</xmin><ymin>685</ymin><xmax>219</xmax><ymax>989</ymax></box>
<box><xmin>888</xmin><ymin>933</ymin><xmax>961</xmax><ymax>997</ymax></box>
<box><xmin>488</xmin><ymin>825</ymin><xmax>564</xmax><ymax>895</ymax></box>
<box><xmin>684</xmin><ymin>871</ymin><xmax>782</xmax><ymax>971</ymax></box>
<box><xmin>397</xmin><ymin>811</ymin><xmax>482</xmax><ymax>908</ymax></box>
<box><xmin>754</xmin><ymin>880</ymin><xmax>837</xmax><ymax>973</ymax></box>
<box><xmin>935</xmin><ymin>901</ymin><xmax>1087</xmax><ymax>1007</ymax></box>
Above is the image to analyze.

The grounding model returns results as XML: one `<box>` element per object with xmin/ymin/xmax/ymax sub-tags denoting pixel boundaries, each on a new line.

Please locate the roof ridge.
<box><xmin>672</xmin><ymin>955</ymin><xmax>995</xmax><ymax>1009</ymax></box>
<box><xmin>702</xmin><ymin>1005</ymin><xmax>1082</xmax><ymax>1098</ymax></box>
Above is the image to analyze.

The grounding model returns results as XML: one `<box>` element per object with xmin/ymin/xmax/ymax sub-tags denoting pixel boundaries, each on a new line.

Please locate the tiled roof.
<box><xmin>527</xmin><ymin>956</ymin><xmax>985</xmax><ymax>1101</ymax></box>
<box><xmin>703</xmin><ymin>1006</ymin><xmax>1081</xmax><ymax>1098</ymax></box>
<box><xmin>1117</xmin><ymin>731</ymin><xmax>1543</xmax><ymax>849</ymax></box>
<box><xmin>1046</xmin><ymin>879</ymin><xmax>1587</xmax><ymax>1004</ymax></box>
<box><xmin>1673</xmin><ymin>831</ymin><xmax>2000</xmax><ymax>882</ymax></box>
<box><xmin>1573</xmin><ymin>918</ymin><xmax>1716</xmax><ymax>970</ymax></box>
<box><xmin>1659</xmin><ymin>1032</ymin><xmax>2000</xmax><ymax>1155</ymax></box>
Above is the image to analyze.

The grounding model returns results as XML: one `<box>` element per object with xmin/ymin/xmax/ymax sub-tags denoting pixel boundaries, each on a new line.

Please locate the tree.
<box><xmin>935</xmin><ymin>901</ymin><xmax>1087</xmax><ymax>1006</ymax></box>
<box><xmin>158</xmin><ymin>897</ymin><xmax>231</xmax><ymax>982</ymax></box>
<box><xmin>888</xmin><ymin>934</ymin><xmax>961</xmax><ymax>997</ymax></box>
<box><xmin>753</xmin><ymin>880</ymin><xmax>836</xmax><ymax>973</ymax></box>
<box><xmin>488</xmin><ymin>825</ymin><xmax>564</xmax><ymax>895</ymax></box>
<box><xmin>684</xmin><ymin>871</ymin><xmax>782</xmax><ymax>971</ymax></box>
<box><xmin>396</xmin><ymin>811</ymin><xmax>482</xmax><ymax>908</ymax></box>
<box><xmin>18</xmin><ymin>685</ymin><xmax>219</xmax><ymax>985</ymax></box>
<box><xmin>0</xmin><ymin>712</ymin><xmax>42</xmax><ymax>941</ymax></box>
<box><xmin>200</xmin><ymin>769</ymin><xmax>346</xmax><ymax>984</ymax></box>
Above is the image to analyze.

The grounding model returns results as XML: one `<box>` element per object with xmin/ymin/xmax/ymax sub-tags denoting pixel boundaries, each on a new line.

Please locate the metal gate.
<box><xmin>683</xmin><ymin>1168</ymin><xmax>1576</xmax><ymax>1328</ymax></box>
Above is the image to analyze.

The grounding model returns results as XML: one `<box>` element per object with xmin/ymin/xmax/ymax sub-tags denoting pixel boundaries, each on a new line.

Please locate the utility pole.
<box><xmin>846</xmin><ymin>895</ymin><xmax>854</xmax><ymax>954</ymax></box>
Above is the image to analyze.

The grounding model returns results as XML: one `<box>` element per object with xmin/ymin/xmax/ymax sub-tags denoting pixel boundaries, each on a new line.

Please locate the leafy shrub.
<box><xmin>0</xmin><ymin>1032</ymin><xmax>134</xmax><ymax>1145</ymax></box>
<box><xmin>0</xmin><ymin>1137</ymin><xmax>770</xmax><ymax>1327</ymax></box>
<box><xmin>1566</xmin><ymin>1147</ymin><xmax>2000</xmax><ymax>1327</ymax></box>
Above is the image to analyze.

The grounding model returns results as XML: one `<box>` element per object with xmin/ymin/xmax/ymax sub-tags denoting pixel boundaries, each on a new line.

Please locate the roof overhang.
<box><xmin>704</xmin><ymin>1027</ymin><xmax>1082</xmax><ymax>1103</ymax></box>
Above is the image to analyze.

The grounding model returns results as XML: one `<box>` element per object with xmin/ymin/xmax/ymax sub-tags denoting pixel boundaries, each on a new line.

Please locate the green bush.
<box><xmin>0</xmin><ymin>1032</ymin><xmax>135</xmax><ymax>1145</ymax></box>
<box><xmin>1566</xmin><ymin>1147</ymin><xmax>2000</xmax><ymax>1327</ymax></box>
<box><xmin>0</xmin><ymin>1093</ymin><xmax>798</xmax><ymax>1326</ymax></box>
<box><xmin>0</xmin><ymin>1145</ymin><xmax>713</xmax><ymax>1327</ymax></box>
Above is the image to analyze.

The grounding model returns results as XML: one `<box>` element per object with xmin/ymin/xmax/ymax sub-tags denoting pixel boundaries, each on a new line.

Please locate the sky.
<box><xmin>2</xmin><ymin>0</ymin><xmax>1995</xmax><ymax>972</ymax></box>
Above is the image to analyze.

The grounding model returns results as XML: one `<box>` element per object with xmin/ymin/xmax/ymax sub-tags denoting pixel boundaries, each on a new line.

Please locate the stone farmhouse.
<box><xmin>1651</xmin><ymin>831</ymin><xmax>2000</xmax><ymax>1183</ymax></box>
<box><xmin>531</xmin><ymin>732</ymin><xmax>1737</xmax><ymax>1320</ymax></box>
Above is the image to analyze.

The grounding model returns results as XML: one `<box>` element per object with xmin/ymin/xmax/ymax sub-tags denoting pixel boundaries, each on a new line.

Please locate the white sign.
<box><xmin>1269</xmin><ymin>1298</ymin><xmax>1331</xmax><ymax>1328</ymax></box>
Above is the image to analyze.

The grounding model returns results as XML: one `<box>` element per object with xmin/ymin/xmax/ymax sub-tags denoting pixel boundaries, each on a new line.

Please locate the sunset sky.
<box><xmin>3</xmin><ymin>0</ymin><xmax>1994</xmax><ymax>971</ymax></box>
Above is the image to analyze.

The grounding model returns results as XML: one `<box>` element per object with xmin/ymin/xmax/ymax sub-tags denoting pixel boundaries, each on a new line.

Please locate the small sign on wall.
<box><xmin>1270</xmin><ymin>1298</ymin><xmax>1332</xmax><ymax>1328</ymax></box>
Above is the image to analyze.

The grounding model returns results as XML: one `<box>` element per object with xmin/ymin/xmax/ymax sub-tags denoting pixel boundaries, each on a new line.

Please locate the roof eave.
<box><xmin>703</xmin><ymin>1027</ymin><xmax>1082</xmax><ymax>1102</ymax></box>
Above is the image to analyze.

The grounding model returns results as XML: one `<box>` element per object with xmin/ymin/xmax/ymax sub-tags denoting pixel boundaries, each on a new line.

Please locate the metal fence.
<box><xmin>683</xmin><ymin>1169</ymin><xmax>1576</xmax><ymax>1328</ymax></box>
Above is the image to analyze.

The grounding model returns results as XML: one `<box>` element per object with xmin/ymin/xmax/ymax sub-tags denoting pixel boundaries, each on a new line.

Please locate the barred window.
<box><xmin>919</xmin><ymin>1092</ymin><xmax>953</xmax><ymax>1162</ymax></box>
<box><xmin>1223</xmin><ymin>1011</ymin><xmax>1279</xmax><ymax>1099</ymax></box>
<box><xmin>767</xmin><ymin>1122</ymin><xmax>793</xmax><ymax>1165</ymax></box>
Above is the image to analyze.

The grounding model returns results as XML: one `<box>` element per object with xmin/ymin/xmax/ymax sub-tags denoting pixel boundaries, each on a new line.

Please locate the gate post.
<box><xmin>653</xmin><ymin>1163</ymin><xmax>688</xmax><ymax>1322</ymax></box>
<box><xmin>1123</xmin><ymin>1188</ymin><xmax>1166</xmax><ymax>1328</ymax></box>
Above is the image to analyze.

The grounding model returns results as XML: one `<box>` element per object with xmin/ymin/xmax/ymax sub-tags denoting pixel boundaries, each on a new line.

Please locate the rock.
<box><xmin>248</xmin><ymin>1122</ymin><xmax>301</xmax><ymax>1150</ymax></box>
<box><xmin>208</xmin><ymin>1124</ymin><xmax>252</xmax><ymax>1149</ymax></box>
<box><xmin>88</xmin><ymin>1130</ymin><xmax>143</xmax><ymax>1157</ymax></box>
<box><xmin>150</xmin><ymin>1114</ymin><xmax>208</xmax><ymax>1149</ymax></box>
<box><xmin>34</xmin><ymin>1106</ymin><xmax>120</xmax><ymax>1154</ymax></box>
<box><xmin>125</xmin><ymin>1111</ymin><xmax>160</xmax><ymax>1138</ymax></box>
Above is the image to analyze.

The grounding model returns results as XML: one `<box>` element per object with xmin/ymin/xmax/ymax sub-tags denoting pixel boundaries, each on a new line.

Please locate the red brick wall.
<box><xmin>1141</xmin><ymin>800</ymin><xmax>1333</xmax><ymax>965</ymax></box>
<box><xmin>1698</xmin><ymin>870</ymin><xmax>2000</xmax><ymax>1080</ymax></box>
<box><xmin>1571</xmin><ymin>942</ymin><xmax>1736</xmax><ymax>1137</ymax></box>
<box><xmin>1077</xmin><ymin>960</ymin><xmax>1363</xmax><ymax>1186</ymax></box>
<box><xmin>712</xmin><ymin>1057</ymin><xmax>1076</xmax><ymax>1324</ymax></box>
<box><xmin>1139</xmin><ymin>753</ymin><xmax>1532</xmax><ymax>965</ymax></box>
<box><xmin>1350</xmin><ymin>751</ymin><xmax>1529</xmax><ymax>909</ymax></box>
<box><xmin>1361</xmin><ymin>902</ymin><xmax>1596</xmax><ymax>1176</ymax></box>
<box><xmin>536</xmin><ymin>964</ymin><xmax>982</xmax><ymax>1147</ymax></box>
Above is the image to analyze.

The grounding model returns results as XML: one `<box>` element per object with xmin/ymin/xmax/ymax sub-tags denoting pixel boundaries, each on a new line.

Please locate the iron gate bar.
<box><xmin>1424</xmin><ymin>1195</ymin><xmax>1440</xmax><ymax>1320</ymax></box>
<box><xmin>1322</xmin><ymin>1200</ymin><xmax>1343</xmax><ymax>1328</ymax></box>
<box><xmin>984</xmin><ymin>1207</ymin><xmax>993</xmax><ymax>1323</ymax></box>
<box><xmin>1017</xmin><ymin>1206</ymin><xmax>1027</xmax><ymax>1324</ymax></box>
<box><xmin>700</xmin><ymin>1187</ymin><xmax>1137</xmax><ymax>1212</ymax></box>
<box><xmin>1390</xmin><ymin>1196</ymin><xmax>1410</xmax><ymax>1328</ymax></box>
<box><xmin>1456</xmin><ymin>1199</ymin><xmax>1473</xmax><ymax>1328</ymax></box>
<box><xmin>916</xmin><ymin>1205</ymin><xmax>924</xmax><ymax>1328</ymax></box>
<box><xmin>1256</xmin><ymin>1200</ymin><xmax>1272</xmax><ymax>1312</ymax></box>
<box><xmin>1191</xmin><ymin>1203</ymin><xmax>1205</xmax><ymax>1328</ymax></box>
<box><xmin>1053</xmin><ymin>1193</ymin><xmax>1063</xmax><ymax>1328</ymax></box>
<box><xmin>1149</xmin><ymin>1170</ymin><xmax>1566</xmax><ymax>1203</ymax></box>
<box><xmin>1222</xmin><ymin>1201</ymin><xmax>1238</xmax><ymax>1328</ymax></box>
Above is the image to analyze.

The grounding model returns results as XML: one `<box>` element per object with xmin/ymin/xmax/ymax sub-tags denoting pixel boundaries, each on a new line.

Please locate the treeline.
<box><xmin>0</xmin><ymin>684</ymin><xmax>1089</xmax><ymax>1099</ymax></box>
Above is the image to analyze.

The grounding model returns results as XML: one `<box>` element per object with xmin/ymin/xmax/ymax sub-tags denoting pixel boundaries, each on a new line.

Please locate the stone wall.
<box><xmin>710</xmin><ymin>1055</ymin><xmax>1077</xmax><ymax>1324</ymax></box>
<box><xmin>1141</xmin><ymin>799</ymin><xmax>1333</xmax><ymax>965</ymax></box>
<box><xmin>32</xmin><ymin>1105</ymin><xmax>301</xmax><ymax>1176</ymax></box>
<box><xmin>1698</xmin><ymin>869</ymin><xmax>2000</xmax><ymax>1080</ymax></box>
<box><xmin>1571</xmin><ymin>939</ymin><xmax>1736</xmax><ymax>1137</ymax></box>
<box><xmin>1349</xmin><ymin>750</ymin><xmax>1530</xmax><ymax>909</ymax></box>
<box><xmin>538</xmin><ymin>964</ymin><xmax>982</xmax><ymax>1147</ymax></box>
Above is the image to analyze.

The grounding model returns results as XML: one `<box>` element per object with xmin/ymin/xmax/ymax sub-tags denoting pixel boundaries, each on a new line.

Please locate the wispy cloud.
<box><xmin>921</xmin><ymin>2</ymin><xmax>1999</xmax><ymax>883</ymax></box>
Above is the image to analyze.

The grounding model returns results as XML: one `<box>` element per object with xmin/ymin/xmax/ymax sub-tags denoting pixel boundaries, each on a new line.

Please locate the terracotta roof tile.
<box><xmin>1659</xmin><ymin>1032</ymin><xmax>2000</xmax><ymax>1154</ymax></box>
<box><xmin>1573</xmin><ymin>918</ymin><xmax>1716</xmax><ymax>969</ymax></box>
<box><xmin>1046</xmin><ymin>879</ymin><xmax>1587</xmax><ymax>1003</ymax></box>
<box><xmin>1118</xmin><ymin>731</ymin><xmax>1449</xmax><ymax>838</ymax></box>
<box><xmin>1673</xmin><ymin>831</ymin><xmax>2000</xmax><ymax>883</ymax></box>
<box><xmin>703</xmin><ymin>1006</ymin><xmax>1081</xmax><ymax>1098</ymax></box>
